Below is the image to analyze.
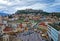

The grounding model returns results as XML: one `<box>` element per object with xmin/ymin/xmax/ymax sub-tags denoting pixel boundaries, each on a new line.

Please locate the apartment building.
<box><xmin>47</xmin><ymin>23</ymin><xmax>60</xmax><ymax>41</ymax></box>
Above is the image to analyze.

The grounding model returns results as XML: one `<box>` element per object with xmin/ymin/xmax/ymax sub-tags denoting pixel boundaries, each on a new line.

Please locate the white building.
<box><xmin>3</xmin><ymin>34</ymin><xmax>9</xmax><ymax>41</ymax></box>
<box><xmin>0</xmin><ymin>24</ymin><xmax>5</xmax><ymax>35</ymax></box>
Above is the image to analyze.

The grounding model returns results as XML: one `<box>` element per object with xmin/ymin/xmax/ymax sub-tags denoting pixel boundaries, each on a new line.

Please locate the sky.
<box><xmin>0</xmin><ymin>0</ymin><xmax>60</xmax><ymax>14</ymax></box>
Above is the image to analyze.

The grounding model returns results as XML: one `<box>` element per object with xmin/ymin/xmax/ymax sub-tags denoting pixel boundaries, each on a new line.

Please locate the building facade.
<box><xmin>47</xmin><ymin>25</ymin><xmax>60</xmax><ymax>41</ymax></box>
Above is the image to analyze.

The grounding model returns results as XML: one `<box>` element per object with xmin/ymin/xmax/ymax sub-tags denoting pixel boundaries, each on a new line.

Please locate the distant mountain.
<box><xmin>15</xmin><ymin>9</ymin><xmax>49</xmax><ymax>15</ymax></box>
<box><xmin>0</xmin><ymin>12</ymin><xmax>8</xmax><ymax>16</ymax></box>
<box><xmin>15</xmin><ymin>9</ymin><xmax>60</xmax><ymax>17</ymax></box>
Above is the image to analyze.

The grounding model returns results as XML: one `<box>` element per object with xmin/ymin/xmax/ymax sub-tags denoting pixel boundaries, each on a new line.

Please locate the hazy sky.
<box><xmin>0</xmin><ymin>0</ymin><xmax>60</xmax><ymax>14</ymax></box>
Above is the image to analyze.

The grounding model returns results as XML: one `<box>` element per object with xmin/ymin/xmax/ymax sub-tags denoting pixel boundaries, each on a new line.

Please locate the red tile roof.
<box><xmin>0</xmin><ymin>23</ymin><xmax>3</xmax><ymax>26</ymax></box>
<box><xmin>39</xmin><ymin>22</ymin><xmax>47</xmax><ymax>26</ymax></box>
<box><xmin>3</xmin><ymin>26</ymin><xmax>12</xmax><ymax>32</ymax></box>
<box><xmin>19</xmin><ymin>23</ymin><xmax>23</xmax><ymax>28</ymax></box>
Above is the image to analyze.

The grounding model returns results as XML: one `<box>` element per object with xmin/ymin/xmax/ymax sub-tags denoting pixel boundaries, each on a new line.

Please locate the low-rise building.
<box><xmin>0</xmin><ymin>16</ymin><xmax>3</xmax><ymax>23</ymax></box>
<box><xmin>0</xmin><ymin>24</ymin><xmax>5</xmax><ymax>35</ymax></box>
<box><xmin>3</xmin><ymin>26</ymin><xmax>13</xmax><ymax>34</ymax></box>
<box><xmin>3</xmin><ymin>34</ymin><xmax>9</xmax><ymax>41</ymax></box>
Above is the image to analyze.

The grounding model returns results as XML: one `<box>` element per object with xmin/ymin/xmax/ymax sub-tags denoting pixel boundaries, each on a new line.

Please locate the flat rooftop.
<box><xmin>48</xmin><ymin>23</ymin><xmax>60</xmax><ymax>31</ymax></box>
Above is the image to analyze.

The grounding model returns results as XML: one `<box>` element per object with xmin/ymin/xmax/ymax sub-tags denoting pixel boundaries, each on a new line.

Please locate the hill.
<box><xmin>15</xmin><ymin>9</ymin><xmax>49</xmax><ymax>15</ymax></box>
<box><xmin>15</xmin><ymin>9</ymin><xmax>60</xmax><ymax>17</ymax></box>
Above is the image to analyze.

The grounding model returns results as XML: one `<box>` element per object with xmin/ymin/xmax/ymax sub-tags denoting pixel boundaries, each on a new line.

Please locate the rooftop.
<box><xmin>48</xmin><ymin>22</ymin><xmax>60</xmax><ymax>31</ymax></box>
<box><xmin>0</xmin><ymin>23</ymin><xmax>3</xmax><ymax>26</ymax></box>
<box><xmin>3</xmin><ymin>26</ymin><xmax>13</xmax><ymax>32</ymax></box>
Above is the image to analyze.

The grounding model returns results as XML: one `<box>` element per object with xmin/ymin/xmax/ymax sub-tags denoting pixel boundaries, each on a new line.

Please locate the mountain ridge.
<box><xmin>0</xmin><ymin>12</ymin><xmax>8</xmax><ymax>16</ymax></box>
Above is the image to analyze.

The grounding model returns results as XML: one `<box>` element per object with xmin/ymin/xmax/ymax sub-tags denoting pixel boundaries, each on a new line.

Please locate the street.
<box><xmin>16</xmin><ymin>30</ymin><xmax>43</xmax><ymax>41</ymax></box>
